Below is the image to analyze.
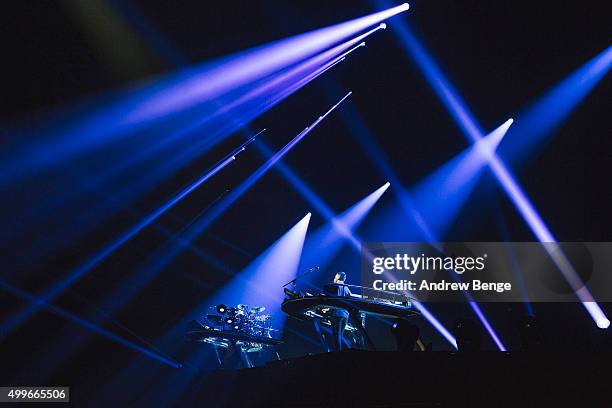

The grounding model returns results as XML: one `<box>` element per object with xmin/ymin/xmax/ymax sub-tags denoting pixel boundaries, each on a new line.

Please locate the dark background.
<box><xmin>1</xmin><ymin>0</ymin><xmax>611</xmax><ymax>398</ymax></box>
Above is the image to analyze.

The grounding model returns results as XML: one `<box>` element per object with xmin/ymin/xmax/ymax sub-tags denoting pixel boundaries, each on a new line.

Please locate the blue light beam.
<box><xmin>205</xmin><ymin>212</ymin><xmax>311</xmax><ymax>318</ymax></box>
<box><xmin>410</xmin><ymin>119</ymin><xmax>513</xmax><ymax>237</ymax></box>
<box><xmin>1</xmin><ymin>4</ymin><xmax>409</xmax><ymax>185</ymax></box>
<box><xmin>500</xmin><ymin>45</ymin><xmax>612</xmax><ymax>166</ymax></box>
<box><xmin>0</xmin><ymin>279</ymin><xmax>180</xmax><ymax>368</ymax></box>
<box><xmin>298</xmin><ymin>182</ymin><xmax>391</xmax><ymax>280</ymax></box>
<box><xmin>140</xmin><ymin>92</ymin><xmax>353</xmax><ymax>281</ymax></box>
<box><xmin>0</xmin><ymin>133</ymin><xmax>262</xmax><ymax>338</ymax></box>
<box><xmin>357</xmin><ymin>119</ymin><xmax>516</xmax><ymax>350</ymax></box>
<box><xmin>380</xmin><ymin>2</ymin><xmax>610</xmax><ymax>328</ymax></box>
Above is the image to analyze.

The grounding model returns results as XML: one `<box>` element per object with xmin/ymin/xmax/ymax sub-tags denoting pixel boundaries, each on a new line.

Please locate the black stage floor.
<box><xmin>164</xmin><ymin>350</ymin><xmax>612</xmax><ymax>407</ymax></box>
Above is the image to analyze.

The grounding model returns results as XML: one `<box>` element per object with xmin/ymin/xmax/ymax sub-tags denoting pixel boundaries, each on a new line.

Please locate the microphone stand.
<box><xmin>282</xmin><ymin>266</ymin><xmax>319</xmax><ymax>288</ymax></box>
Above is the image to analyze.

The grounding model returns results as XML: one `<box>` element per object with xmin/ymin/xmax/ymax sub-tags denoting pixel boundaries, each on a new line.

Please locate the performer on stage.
<box><xmin>282</xmin><ymin>270</ymin><xmax>419</xmax><ymax>352</ymax></box>
<box><xmin>334</xmin><ymin>272</ymin><xmax>351</xmax><ymax>296</ymax></box>
<box><xmin>321</xmin><ymin>272</ymin><xmax>351</xmax><ymax>350</ymax></box>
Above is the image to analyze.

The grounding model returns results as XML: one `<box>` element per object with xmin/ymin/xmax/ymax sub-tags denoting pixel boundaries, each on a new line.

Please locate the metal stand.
<box><xmin>348</xmin><ymin>308</ymin><xmax>376</xmax><ymax>351</ymax></box>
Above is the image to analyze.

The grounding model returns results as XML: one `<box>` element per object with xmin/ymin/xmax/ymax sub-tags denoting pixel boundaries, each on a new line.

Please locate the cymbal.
<box><xmin>250</xmin><ymin>306</ymin><xmax>266</xmax><ymax>313</ymax></box>
<box><xmin>237</xmin><ymin>304</ymin><xmax>249</xmax><ymax>310</ymax></box>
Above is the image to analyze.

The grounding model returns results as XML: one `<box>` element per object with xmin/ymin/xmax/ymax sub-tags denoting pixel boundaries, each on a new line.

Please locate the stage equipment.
<box><xmin>198</xmin><ymin>212</ymin><xmax>311</xmax><ymax>329</ymax></box>
<box><xmin>147</xmin><ymin>212</ymin><xmax>313</xmax><ymax>378</ymax></box>
<box><xmin>283</xmin><ymin>266</ymin><xmax>320</xmax><ymax>289</ymax></box>
<box><xmin>330</xmin><ymin>116</ymin><xmax>510</xmax><ymax>349</ymax></box>
<box><xmin>282</xmin><ymin>283</ymin><xmax>419</xmax><ymax>351</ymax></box>
<box><xmin>188</xmin><ymin>303</ymin><xmax>282</xmax><ymax>368</ymax></box>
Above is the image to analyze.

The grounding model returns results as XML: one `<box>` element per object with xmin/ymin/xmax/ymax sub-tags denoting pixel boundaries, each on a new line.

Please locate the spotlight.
<box><xmin>453</xmin><ymin>318</ymin><xmax>482</xmax><ymax>352</ymax></box>
<box><xmin>597</xmin><ymin>318</ymin><xmax>610</xmax><ymax>330</ymax></box>
<box><xmin>390</xmin><ymin>319</ymin><xmax>420</xmax><ymax>352</ymax></box>
<box><xmin>216</xmin><ymin>304</ymin><xmax>227</xmax><ymax>314</ymax></box>
<box><xmin>379</xmin><ymin>23</ymin><xmax>387</xmax><ymax>29</ymax></box>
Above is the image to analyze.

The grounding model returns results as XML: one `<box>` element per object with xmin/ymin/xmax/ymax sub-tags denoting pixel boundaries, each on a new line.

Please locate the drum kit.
<box><xmin>197</xmin><ymin>303</ymin><xmax>277</xmax><ymax>353</ymax></box>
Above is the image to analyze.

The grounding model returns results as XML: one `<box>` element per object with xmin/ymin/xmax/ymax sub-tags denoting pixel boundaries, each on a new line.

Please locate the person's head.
<box><xmin>333</xmin><ymin>272</ymin><xmax>346</xmax><ymax>283</ymax></box>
